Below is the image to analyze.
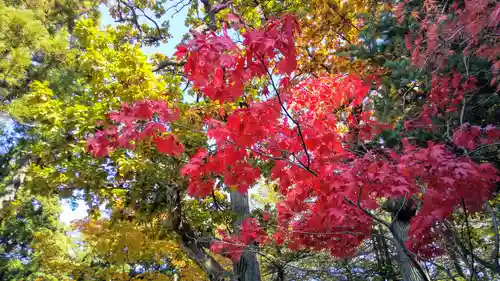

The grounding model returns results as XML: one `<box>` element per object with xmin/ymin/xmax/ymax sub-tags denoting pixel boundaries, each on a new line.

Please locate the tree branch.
<box><xmin>200</xmin><ymin>0</ymin><xmax>217</xmax><ymax>30</ymax></box>
<box><xmin>461</xmin><ymin>198</ymin><xmax>475</xmax><ymax>281</ymax></box>
<box><xmin>446</xmin><ymin>220</ymin><xmax>500</xmax><ymax>275</ymax></box>
<box><xmin>486</xmin><ymin>202</ymin><xmax>499</xmax><ymax>268</ymax></box>
<box><xmin>345</xmin><ymin>188</ymin><xmax>430</xmax><ymax>281</ymax></box>
<box><xmin>153</xmin><ymin>59</ymin><xmax>186</xmax><ymax>72</ymax></box>
<box><xmin>170</xmin><ymin>188</ymin><xmax>231</xmax><ymax>280</ymax></box>
<box><xmin>115</xmin><ymin>0</ymin><xmax>166</xmax><ymax>45</ymax></box>
<box><xmin>259</xmin><ymin>58</ymin><xmax>314</xmax><ymax>172</ymax></box>
<box><xmin>460</xmin><ymin>142</ymin><xmax>500</xmax><ymax>158</ymax></box>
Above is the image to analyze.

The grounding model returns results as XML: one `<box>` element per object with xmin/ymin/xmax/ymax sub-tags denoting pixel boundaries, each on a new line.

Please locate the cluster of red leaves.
<box><xmin>291</xmin><ymin>75</ymin><xmax>391</xmax><ymax>147</ymax></box>
<box><xmin>405</xmin><ymin>73</ymin><xmax>476</xmax><ymax>130</ymax></box>
<box><xmin>403</xmin><ymin>0</ymin><xmax>500</xmax><ymax>89</ymax></box>
<box><xmin>243</xmin><ymin>15</ymin><xmax>299</xmax><ymax>75</ymax></box>
<box><xmin>210</xmin><ymin>218</ymin><xmax>266</xmax><ymax>262</ymax></box>
<box><xmin>86</xmin><ymin>100</ymin><xmax>183</xmax><ymax>158</ymax></box>
<box><xmin>178</xmin><ymin>51</ymin><xmax>496</xmax><ymax>258</ymax></box>
<box><xmin>176</xmin><ymin>29</ymin><xmax>245</xmax><ymax>102</ymax></box>
<box><xmin>179</xmin><ymin>74</ymin><xmax>392</xmax><ymax>256</ymax></box>
<box><xmin>176</xmin><ymin>15</ymin><xmax>299</xmax><ymax>102</ymax></box>
<box><xmin>208</xmin><ymin>99</ymin><xmax>282</xmax><ymax>147</ymax></box>
<box><xmin>85</xmin><ymin>13</ymin><xmax>500</xmax><ymax>262</ymax></box>
<box><xmin>452</xmin><ymin>123</ymin><xmax>500</xmax><ymax>150</ymax></box>
<box><xmin>181</xmin><ymin>74</ymin><xmax>381</xmax><ymax>198</ymax></box>
<box><xmin>271</xmin><ymin>160</ymin><xmax>374</xmax><ymax>257</ymax></box>
<box><xmin>180</xmin><ymin>146</ymin><xmax>261</xmax><ymax>197</ymax></box>
<box><xmin>272</xmin><ymin>139</ymin><xmax>497</xmax><ymax>258</ymax></box>
<box><xmin>401</xmin><ymin>142</ymin><xmax>498</xmax><ymax>257</ymax></box>
<box><xmin>427</xmin><ymin>73</ymin><xmax>476</xmax><ymax>113</ymax></box>
<box><xmin>291</xmin><ymin>75</ymin><xmax>368</xmax><ymax>113</ymax></box>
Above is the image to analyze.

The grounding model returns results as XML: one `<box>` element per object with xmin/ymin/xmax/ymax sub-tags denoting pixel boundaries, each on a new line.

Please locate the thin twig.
<box><xmin>182</xmin><ymin>80</ymin><xmax>191</xmax><ymax>92</ymax></box>
<box><xmin>303</xmin><ymin>47</ymin><xmax>331</xmax><ymax>74</ymax></box>
<box><xmin>136</xmin><ymin>5</ymin><xmax>164</xmax><ymax>39</ymax></box>
<box><xmin>166</xmin><ymin>0</ymin><xmax>190</xmax><ymax>13</ymax></box>
<box><xmin>445</xmin><ymin>220</ymin><xmax>500</xmax><ymax>275</ymax></box>
<box><xmin>468</xmin><ymin>92</ymin><xmax>498</xmax><ymax>112</ymax></box>
<box><xmin>330</xmin><ymin>3</ymin><xmax>360</xmax><ymax>32</ymax></box>
<box><xmin>344</xmin><ymin>190</ymin><xmax>389</xmax><ymax>228</ymax></box>
<box><xmin>226</xmin><ymin>140</ymin><xmax>315</xmax><ymax>175</ymax></box>
<box><xmin>259</xmin><ymin>57</ymin><xmax>313</xmax><ymax>171</ymax></box>
<box><xmin>153</xmin><ymin>59</ymin><xmax>186</xmax><ymax>72</ymax></box>
<box><xmin>460</xmin><ymin>56</ymin><xmax>469</xmax><ymax>125</ymax></box>
<box><xmin>460</xmin><ymin>142</ymin><xmax>500</xmax><ymax>158</ymax></box>
<box><xmin>461</xmin><ymin>198</ymin><xmax>475</xmax><ymax>281</ymax></box>
<box><xmin>426</xmin><ymin>260</ymin><xmax>457</xmax><ymax>281</ymax></box>
<box><xmin>172</xmin><ymin>0</ymin><xmax>193</xmax><ymax>17</ymax></box>
<box><xmin>118</xmin><ymin>0</ymin><xmax>143</xmax><ymax>39</ymax></box>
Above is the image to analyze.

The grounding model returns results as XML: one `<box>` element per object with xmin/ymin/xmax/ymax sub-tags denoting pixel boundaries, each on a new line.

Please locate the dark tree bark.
<box><xmin>171</xmin><ymin>189</ymin><xmax>231</xmax><ymax>281</ymax></box>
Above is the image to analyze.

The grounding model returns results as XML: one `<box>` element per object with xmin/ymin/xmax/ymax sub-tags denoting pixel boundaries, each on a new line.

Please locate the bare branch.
<box><xmin>460</xmin><ymin>142</ymin><xmax>500</xmax><ymax>158</ymax></box>
<box><xmin>172</xmin><ymin>0</ymin><xmax>193</xmax><ymax>17</ymax></box>
<box><xmin>153</xmin><ymin>59</ymin><xmax>186</xmax><ymax>72</ymax></box>
<box><xmin>166</xmin><ymin>0</ymin><xmax>191</xmax><ymax>13</ymax></box>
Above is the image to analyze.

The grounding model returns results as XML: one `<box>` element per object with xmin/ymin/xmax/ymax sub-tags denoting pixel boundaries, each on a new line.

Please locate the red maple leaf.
<box><xmin>154</xmin><ymin>135</ymin><xmax>184</xmax><ymax>156</ymax></box>
<box><xmin>173</xmin><ymin>45</ymin><xmax>188</xmax><ymax>60</ymax></box>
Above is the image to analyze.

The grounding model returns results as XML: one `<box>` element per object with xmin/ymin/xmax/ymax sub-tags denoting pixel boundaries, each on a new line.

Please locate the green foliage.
<box><xmin>0</xmin><ymin>190</ymin><xmax>75</xmax><ymax>281</ymax></box>
<box><xmin>0</xmin><ymin>0</ymin><xmax>99</xmax><ymax>102</ymax></box>
<box><xmin>0</xmin><ymin>2</ymin><xmax>65</xmax><ymax>88</ymax></box>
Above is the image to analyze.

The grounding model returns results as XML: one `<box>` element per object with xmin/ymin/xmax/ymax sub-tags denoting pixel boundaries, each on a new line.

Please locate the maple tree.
<box><xmin>86</xmin><ymin>3</ymin><xmax>500</xmax><ymax>280</ymax></box>
<box><xmin>1</xmin><ymin>0</ymin><xmax>500</xmax><ymax>281</ymax></box>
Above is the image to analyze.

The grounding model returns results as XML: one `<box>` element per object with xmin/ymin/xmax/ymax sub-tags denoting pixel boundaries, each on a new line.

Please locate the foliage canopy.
<box><xmin>1</xmin><ymin>0</ymin><xmax>499</xmax><ymax>281</ymax></box>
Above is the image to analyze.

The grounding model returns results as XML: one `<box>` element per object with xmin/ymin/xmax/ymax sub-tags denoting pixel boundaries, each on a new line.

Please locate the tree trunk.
<box><xmin>383</xmin><ymin>197</ymin><xmax>429</xmax><ymax>281</ymax></box>
<box><xmin>171</xmin><ymin>189</ymin><xmax>230</xmax><ymax>281</ymax></box>
<box><xmin>392</xmin><ymin>219</ymin><xmax>428</xmax><ymax>281</ymax></box>
<box><xmin>179</xmin><ymin>235</ymin><xmax>229</xmax><ymax>281</ymax></box>
<box><xmin>372</xmin><ymin>226</ymin><xmax>396</xmax><ymax>279</ymax></box>
<box><xmin>230</xmin><ymin>190</ymin><xmax>262</xmax><ymax>281</ymax></box>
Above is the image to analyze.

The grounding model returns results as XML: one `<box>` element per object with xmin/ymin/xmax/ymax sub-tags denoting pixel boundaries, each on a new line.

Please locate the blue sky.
<box><xmin>60</xmin><ymin>3</ymin><xmax>190</xmax><ymax>225</ymax></box>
